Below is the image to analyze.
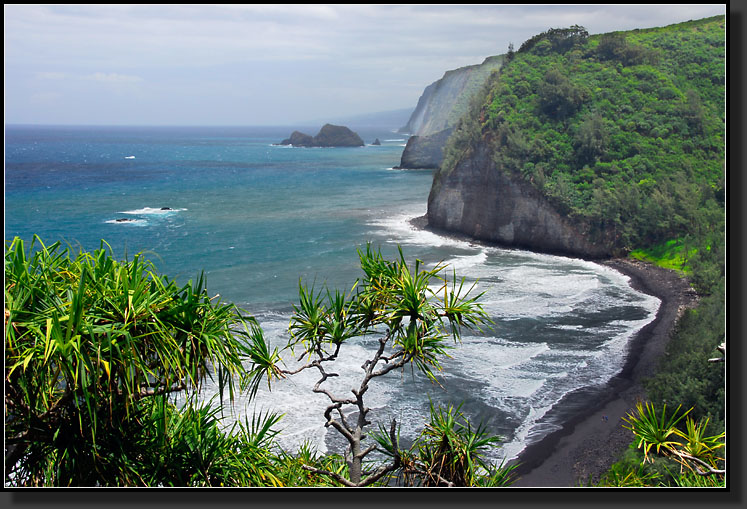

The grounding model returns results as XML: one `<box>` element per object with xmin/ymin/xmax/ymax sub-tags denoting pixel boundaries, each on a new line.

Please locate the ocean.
<box><xmin>4</xmin><ymin>124</ymin><xmax>659</xmax><ymax>464</ymax></box>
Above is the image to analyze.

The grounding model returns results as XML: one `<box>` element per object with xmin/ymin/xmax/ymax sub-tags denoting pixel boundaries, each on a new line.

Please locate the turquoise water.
<box><xmin>4</xmin><ymin>124</ymin><xmax>659</xmax><ymax>462</ymax></box>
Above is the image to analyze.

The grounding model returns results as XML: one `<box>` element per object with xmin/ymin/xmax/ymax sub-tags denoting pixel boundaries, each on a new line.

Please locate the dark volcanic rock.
<box><xmin>311</xmin><ymin>124</ymin><xmax>364</xmax><ymax>147</ymax></box>
<box><xmin>427</xmin><ymin>140</ymin><xmax>613</xmax><ymax>257</ymax></box>
<box><xmin>277</xmin><ymin>124</ymin><xmax>364</xmax><ymax>147</ymax></box>
<box><xmin>279</xmin><ymin>131</ymin><xmax>314</xmax><ymax>146</ymax></box>
<box><xmin>372</xmin><ymin>138</ymin><xmax>381</xmax><ymax>145</ymax></box>
<box><xmin>396</xmin><ymin>128</ymin><xmax>453</xmax><ymax>169</ymax></box>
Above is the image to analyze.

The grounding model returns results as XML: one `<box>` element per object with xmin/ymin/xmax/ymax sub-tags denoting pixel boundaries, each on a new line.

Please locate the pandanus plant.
<box><xmin>245</xmin><ymin>244</ymin><xmax>515</xmax><ymax>486</ymax></box>
<box><xmin>622</xmin><ymin>401</ymin><xmax>725</xmax><ymax>478</ymax></box>
<box><xmin>5</xmin><ymin>236</ymin><xmax>259</xmax><ymax>485</ymax></box>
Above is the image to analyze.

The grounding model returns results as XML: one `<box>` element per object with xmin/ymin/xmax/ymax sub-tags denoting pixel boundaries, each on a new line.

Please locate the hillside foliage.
<box><xmin>438</xmin><ymin>16</ymin><xmax>726</xmax><ymax>487</ymax></box>
<box><xmin>442</xmin><ymin>16</ymin><xmax>724</xmax><ymax>265</ymax></box>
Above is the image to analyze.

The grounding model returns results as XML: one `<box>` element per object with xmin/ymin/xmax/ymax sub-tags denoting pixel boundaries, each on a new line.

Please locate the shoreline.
<box><xmin>408</xmin><ymin>215</ymin><xmax>699</xmax><ymax>487</ymax></box>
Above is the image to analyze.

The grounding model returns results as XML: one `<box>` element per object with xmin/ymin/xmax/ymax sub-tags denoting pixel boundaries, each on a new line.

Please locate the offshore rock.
<box><xmin>278</xmin><ymin>124</ymin><xmax>364</xmax><ymax>147</ymax></box>
<box><xmin>395</xmin><ymin>128</ymin><xmax>453</xmax><ymax>169</ymax></box>
<box><xmin>427</xmin><ymin>141</ymin><xmax>613</xmax><ymax>258</ymax></box>
<box><xmin>279</xmin><ymin>131</ymin><xmax>314</xmax><ymax>146</ymax></box>
<box><xmin>372</xmin><ymin>138</ymin><xmax>381</xmax><ymax>145</ymax></box>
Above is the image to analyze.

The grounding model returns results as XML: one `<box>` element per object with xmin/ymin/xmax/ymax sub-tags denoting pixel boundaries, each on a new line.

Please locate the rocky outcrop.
<box><xmin>372</xmin><ymin>138</ymin><xmax>381</xmax><ymax>146</ymax></box>
<box><xmin>312</xmin><ymin>124</ymin><xmax>365</xmax><ymax>147</ymax></box>
<box><xmin>395</xmin><ymin>128</ymin><xmax>453</xmax><ymax>169</ymax></box>
<box><xmin>280</xmin><ymin>131</ymin><xmax>314</xmax><ymax>146</ymax></box>
<box><xmin>427</xmin><ymin>141</ymin><xmax>612</xmax><ymax>258</ymax></box>
<box><xmin>278</xmin><ymin>124</ymin><xmax>364</xmax><ymax>147</ymax></box>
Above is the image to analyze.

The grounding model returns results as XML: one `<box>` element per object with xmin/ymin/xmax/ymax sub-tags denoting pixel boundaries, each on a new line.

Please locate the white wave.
<box><xmin>440</xmin><ymin>251</ymin><xmax>488</xmax><ymax>271</ymax></box>
<box><xmin>120</xmin><ymin>207</ymin><xmax>187</xmax><ymax>215</ymax></box>
<box><xmin>367</xmin><ymin>209</ymin><xmax>476</xmax><ymax>250</ymax></box>
<box><xmin>196</xmin><ymin>207</ymin><xmax>661</xmax><ymax>465</ymax></box>
<box><xmin>384</xmin><ymin>139</ymin><xmax>406</xmax><ymax>142</ymax></box>
<box><xmin>124</xmin><ymin>155</ymin><xmax>135</xmax><ymax>159</ymax></box>
<box><xmin>501</xmin><ymin>403</ymin><xmax>562</xmax><ymax>461</ymax></box>
<box><xmin>553</xmin><ymin>324</ymin><xmax>584</xmax><ymax>331</ymax></box>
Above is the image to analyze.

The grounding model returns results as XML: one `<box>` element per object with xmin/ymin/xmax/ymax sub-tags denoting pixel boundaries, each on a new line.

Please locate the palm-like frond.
<box><xmin>622</xmin><ymin>401</ymin><xmax>691</xmax><ymax>463</ymax></box>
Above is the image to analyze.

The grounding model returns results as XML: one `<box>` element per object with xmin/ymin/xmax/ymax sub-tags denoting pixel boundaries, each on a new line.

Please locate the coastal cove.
<box><xmin>412</xmin><ymin>219</ymin><xmax>699</xmax><ymax>486</ymax></box>
<box><xmin>4</xmin><ymin>5</ymin><xmax>727</xmax><ymax>490</ymax></box>
<box><xmin>5</xmin><ymin>125</ymin><xmax>671</xmax><ymax>480</ymax></box>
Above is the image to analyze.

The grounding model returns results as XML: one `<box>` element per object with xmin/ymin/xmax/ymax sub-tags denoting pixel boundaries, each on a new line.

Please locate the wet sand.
<box><xmin>409</xmin><ymin>216</ymin><xmax>699</xmax><ymax>487</ymax></box>
<box><xmin>508</xmin><ymin>257</ymin><xmax>698</xmax><ymax>487</ymax></box>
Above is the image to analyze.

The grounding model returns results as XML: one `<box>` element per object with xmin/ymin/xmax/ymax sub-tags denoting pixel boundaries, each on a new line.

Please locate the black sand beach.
<box><xmin>509</xmin><ymin>258</ymin><xmax>698</xmax><ymax>487</ymax></box>
<box><xmin>410</xmin><ymin>216</ymin><xmax>699</xmax><ymax>487</ymax></box>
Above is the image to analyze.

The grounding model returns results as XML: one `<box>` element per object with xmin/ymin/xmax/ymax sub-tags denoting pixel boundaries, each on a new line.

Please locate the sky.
<box><xmin>4</xmin><ymin>4</ymin><xmax>727</xmax><ymax>127</ymax></box>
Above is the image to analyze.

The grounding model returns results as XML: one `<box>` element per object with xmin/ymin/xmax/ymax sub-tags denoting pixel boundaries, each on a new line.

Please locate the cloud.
<box><xmin>4</xmin><ymin>4</ymin><xmax>726</xmax><ymax>126</ymax></box>
<box><xmin>87</xmin><ymin>72</ymin><xmax>143</xmax><ymax>83</ymax></box>
<box><xmin>36</xmin><ymin>71</ymin><xmax>68</xmax><ymax>80</ymax></box>
<box><xmin>29</xmin><ymin>91</ymin><xmax>62</xmax><ymax>104</ymax></box>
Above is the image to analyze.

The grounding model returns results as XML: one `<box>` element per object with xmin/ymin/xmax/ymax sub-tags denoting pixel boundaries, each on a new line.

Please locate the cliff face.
<box><xmin>426</xmin><ymin>16</ymin><xmax>724</xmax><ymax>259</ymax></box>
<box><xmin>400</xmin><ymin>55</ymin><xmax>504</xmax><ymax>137</ymax></box>
<box><xmin>427</xmin><ymin>141</ymin><xmax>612</xmax><ymax>258</ymax></box>
<box><xmin>396</xmin><ymin>55</ymin><xmax>503</xmax><ymax>169</ymax></box>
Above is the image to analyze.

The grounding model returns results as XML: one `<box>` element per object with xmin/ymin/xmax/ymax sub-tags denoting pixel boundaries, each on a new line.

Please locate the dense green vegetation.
<box><xmin>439</xmin><ymin>16</ymin><xmax>725</xmax><ymax>487</ymax></box>
<box><xmin>442</xmin><ymin>15</ymin><xmax>724</xmax><ymax>258</ymax></box>
<box><xmin>4</xmin><ymin>237</ymin><xmax>515</xmax><ymax>486</ymax></box>
<box><xmin>629</xmin><ymin>238</ymin><xmax>693</xmax><ymax>272</ymax></box>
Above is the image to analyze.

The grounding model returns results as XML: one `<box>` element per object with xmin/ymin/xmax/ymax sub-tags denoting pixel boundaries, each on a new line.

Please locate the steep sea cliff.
<box><xmin>397</xmin><ymin>55</ymin><xmax>503</xmax><ymax>169</ymax></box>
<box><xmin>427</xmin><ymin>140</ymin><xmax>612</xmax><ymax>257</ymax></box>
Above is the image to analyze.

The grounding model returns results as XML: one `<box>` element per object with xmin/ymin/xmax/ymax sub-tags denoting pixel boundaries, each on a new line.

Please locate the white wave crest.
<box><xmin>120</xmin><ymin>207</ymin><xmax>187</xmax><ymax>215</ymax></box>
<box><xmin>367</xmin><ymin>210</ymin><xmax>475</xmax><ymax>250</ymax></box>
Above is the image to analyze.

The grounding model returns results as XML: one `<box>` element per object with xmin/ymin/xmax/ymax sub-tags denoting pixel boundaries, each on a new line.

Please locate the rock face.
<box><xmin>400</xmin><ymin>55</ymin><xmax>503</xmax><ymax>137</ymax></box>
<box><xmin>280</xmin><ymin>131</ymin><xmax>314</xmax><ymax>146</ymax></box>
<box><xmin>427</xmin><ymin>141</ymin><xmax>612</xmax><ymax>258</ymax></box>
<box><xmin>396</xmin><ymin>55</ymin><xmax>503</xmax><ymax>169</ymax></box>
<box><xmin>278</xmin><ymin>124</ymin><xmax>364</xmax><ymax>147</ymax></box>
<box><xmin>312</xmin><ymin>124</ymin><xmax>365</xmax><ymax>147</ymax></box>
<box><xmin>372</xmin><ymin>138</ymin><xmax>381</xmax><ymax>146</ymax></box>
<box><xmin>396</xmin><ymin>128</ymin><xmax>453</xmax><ymax>169</ymax></box>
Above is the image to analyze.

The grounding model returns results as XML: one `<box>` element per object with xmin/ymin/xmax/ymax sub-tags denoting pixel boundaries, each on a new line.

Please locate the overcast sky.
<box><xmin>4</xmin><ymin>4</ymin><xmax>727</xmax><ymax>126</ymax></box>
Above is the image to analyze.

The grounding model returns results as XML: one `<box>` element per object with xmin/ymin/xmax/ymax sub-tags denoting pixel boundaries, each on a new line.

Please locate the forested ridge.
<box><xmin>436</xmin><ymin>16</ymin><xmax>726</xmax><ymax>486</ymax></box>
<box><xmin>441</xmin><ymin>16</ymin><xmax>724</xmax><ymax>268</ymax></box>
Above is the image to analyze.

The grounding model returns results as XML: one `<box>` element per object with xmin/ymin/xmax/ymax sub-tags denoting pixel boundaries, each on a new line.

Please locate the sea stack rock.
<box><xmin>277</xmin><ymin>124</ymin><xmax>364</xmax><ymax>147</ymax></box>
<box><xmin>279</xmin><ymin>131</ymin><xmax>314</xmax><ymax>146</ymax></box>
<box><xmin>372</xmin><ymin>138</ymin><xmax>381</xmax><ymax>145</ymax></box>
<box><xmin>311</xmin><ymin>124</ymin><xmax>364</xmax><ymax>147</ymax></box>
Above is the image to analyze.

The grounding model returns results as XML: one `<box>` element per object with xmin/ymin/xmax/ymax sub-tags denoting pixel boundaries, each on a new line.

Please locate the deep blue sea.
<box><xmin>4</xmin><ymin>124</ymin><xmax>659</xmax><ymax>463</ymax></box>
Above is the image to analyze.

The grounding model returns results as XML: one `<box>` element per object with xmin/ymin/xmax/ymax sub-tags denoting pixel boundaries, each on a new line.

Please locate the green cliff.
<box><xmin>428</xmin><ymin>17</ymin><xmax>725</xmax><ymax>259</ymax></box>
